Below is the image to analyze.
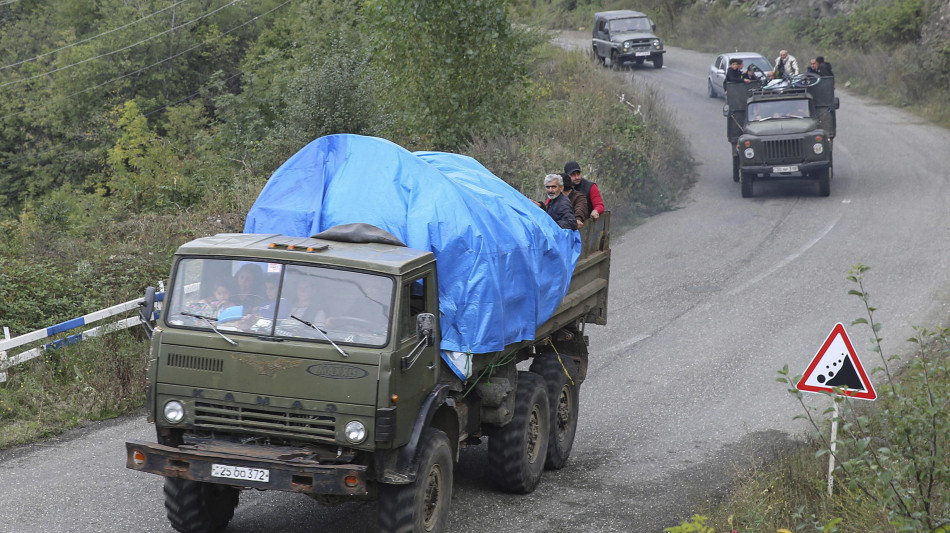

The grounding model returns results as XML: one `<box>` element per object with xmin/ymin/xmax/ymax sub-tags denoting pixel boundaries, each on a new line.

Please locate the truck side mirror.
<box><xmin>652</xmin><ymin>23</ymin><xmax>656</xmax><ymax>31</ymax></box>
<box><xmin>139</xmin><ymin>286</ymin><xmax>157</xmax><ymax>339</ymax></box>
<box><xmin>833</xmin><ymin>97</ymin><xmax>840</xmax><ymax>110</ymax></box>
<box><xmin>416</xmin><ymin>313</ymin><xmax>435</xmax><ymax>347</ymax></box>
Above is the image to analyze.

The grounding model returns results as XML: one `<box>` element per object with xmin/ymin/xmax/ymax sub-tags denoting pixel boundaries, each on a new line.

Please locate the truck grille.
<box><xmin>626</xmin><ymin>38</ymin><xmax>653</xmax><ymax>50</ymax></box>
<box><xmin>763</xmin><ymin>139</ymin><xmax>804</xmax><ymax>161</ymax></box>
<box><xmin>194</xmin><ymin>401</ymin><xmax>336</xmax><ymax>443</ymax></box>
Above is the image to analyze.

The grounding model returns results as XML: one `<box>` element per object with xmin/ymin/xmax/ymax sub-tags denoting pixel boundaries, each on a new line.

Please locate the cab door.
<box><xmin>386</xmin><ymin>270</ymin><xmax>439</xmax><ymax>444</ymax></box>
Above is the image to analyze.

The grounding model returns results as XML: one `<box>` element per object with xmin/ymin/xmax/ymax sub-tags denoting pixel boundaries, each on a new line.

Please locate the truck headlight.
<box><xmin>163</xmin><ymin>400</ymin><xmax>185</xmax><ymax>423</ymax></box>
<box><xmin>813</xmin><ymin>143</ymin><xmax>824</xmax><ymax>154</ymax></box>
<box><xmin>653</xmin><ymin>39</ymin><xmax>662</xmax><ymax>49</ymax></box>
<box><xmin>623</xmin><ymin>41</ymin><xmax>631</xmax><ymax>51</ymax></box>
<box><xmin>344</xmin><ymin>421</ymin><xmax>367</xmax><ymax>444</ymax></box>
<box><xmin>744</xmin><ymin>147</ymin><xmax>755</xmax><ymax>159</ymax></box>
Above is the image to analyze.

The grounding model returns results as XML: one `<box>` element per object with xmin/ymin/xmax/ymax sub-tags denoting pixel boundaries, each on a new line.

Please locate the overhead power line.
<box><xmin>0</xmin><ymin>0</ymin><xmax>240</xmax><ymax>90</ymax></box>
<box><xmin>0</xmin><ymin>0</ymin><xmax>193</xmax><ymax>73</ymax></box>
<box><xmin>0</xmin><ymin>0</ymin><xmax>291</xmax><ymax>122</ymax></box>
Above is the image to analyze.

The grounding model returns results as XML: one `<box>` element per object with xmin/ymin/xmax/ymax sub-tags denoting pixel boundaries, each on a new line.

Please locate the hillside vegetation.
<box><xmin>0</xmin><ymin>0</ymin><xmax>693</xmax><ymax>447</ymax></box>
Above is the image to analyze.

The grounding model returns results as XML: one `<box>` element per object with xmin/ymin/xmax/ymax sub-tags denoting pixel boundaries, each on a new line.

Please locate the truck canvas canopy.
<box><xmin>244</xmin><ymin>134</ymin><xmax>582</xmax><ymax>354</ymax></box>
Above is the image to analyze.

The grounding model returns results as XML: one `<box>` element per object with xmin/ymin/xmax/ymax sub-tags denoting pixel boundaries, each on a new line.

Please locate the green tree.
<box><xmin>365</xmin><ymin>0</ymin><xmax>540</xmax><ymax>149</ymax></box>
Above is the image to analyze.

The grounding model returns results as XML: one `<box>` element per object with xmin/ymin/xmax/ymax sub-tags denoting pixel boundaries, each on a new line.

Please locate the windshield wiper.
<box><xmin>181</xmin><ymin>311</ymin><xmax>237</xmax><ymax>345</ymax></box>
<box><xmin>291</xmin><ymin>315</ymin><xmax>348</xmax><ymax>358</ymax></box>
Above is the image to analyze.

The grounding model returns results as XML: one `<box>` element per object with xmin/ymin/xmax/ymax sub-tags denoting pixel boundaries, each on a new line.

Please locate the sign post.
<box><xmin>797</xmin><ymin>323</ymin><xmax>877</xmax><ymax>496</ymax></box>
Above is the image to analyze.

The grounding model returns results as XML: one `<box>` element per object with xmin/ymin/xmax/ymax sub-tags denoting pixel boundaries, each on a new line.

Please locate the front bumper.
<box><xmin>740</xmin><ymin>160</ymin><xmax>829</xmax><ymax>179</ymax></box>
<box><xmin>125</xmin><ymin>439</ymin><xmax>369</xmax><ymax>496</ymax></box>
<box><xmin>617</xmin><ymin>50</ymin><xmax>664</xmax><ymax>62</ymax></box>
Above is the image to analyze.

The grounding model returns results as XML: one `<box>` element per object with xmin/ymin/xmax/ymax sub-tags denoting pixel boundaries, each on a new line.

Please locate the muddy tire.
<box><xmin>378</xmin><ymin>428</ymin><xmax>454</xmax><ymax>533</ymax></box>
<box><xmin>529</xmin><ymin>353</ymin><xmax>580</xmax><ymax>470</ymax></box>
<box><xmin>164</xmin><ymin>478</ymin><xmax>239</xmax><ymax>533</ymax></box>
<box><xmin>488</xmin><ymin>372</ymin><xmax>550</xmax><ymax>494</ymax></box>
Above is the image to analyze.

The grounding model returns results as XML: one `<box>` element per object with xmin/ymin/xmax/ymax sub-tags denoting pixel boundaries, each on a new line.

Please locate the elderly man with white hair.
<box><xmin>773</xmin><ymin>49</ymin><xmax>800</xmax><ymax>79</ymax></box>
<box><xmin>539</xmin><ymin>173</ymin><xmax>577</xmax><ymax>230</ymax></box>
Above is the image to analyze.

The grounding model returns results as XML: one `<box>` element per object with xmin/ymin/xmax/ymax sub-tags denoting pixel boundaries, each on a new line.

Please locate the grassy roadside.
<box><xmin>665</xmin><ymin>266</ymin><xmax>950</xmax><ymax>532</ymax></box>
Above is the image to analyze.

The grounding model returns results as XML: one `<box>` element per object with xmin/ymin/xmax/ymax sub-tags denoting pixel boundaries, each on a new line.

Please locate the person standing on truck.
<box><xmin>773</xmin><ymin>50</ymin><xmax>799</xmax><ymax>79</ymax></box>
<box><xmin>564</xmin><ymin>161</ymin><xmax>604</xmax><ymax>221</ymax></box>
<box><xmin>561</xmin><ymin>172</ymin><xmax>589</xmax><ymax>229</ymax></box>
<box><xmin>724</xmin><ymin>58</ymin><xmax>752</xmax><ymax>93</ymax></box>
<box><xmin>541</xmin><ymin>173</ymin><xmax>578</xmax><ymax>230</ymax></box>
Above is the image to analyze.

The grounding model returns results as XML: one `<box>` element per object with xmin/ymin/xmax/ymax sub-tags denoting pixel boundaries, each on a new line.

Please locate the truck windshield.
<box><xmin>165</xmin><ymin>258</ymin><xmax>394</xmax><ymax>347</ymax></box>
<box><xmin>608</xmin><ymin>17</ymin><xmax>652</xmax><ymax>33</ymax></box>
<box><xmin>747</xmin><ymin>99</ymin><xmax>811</xmax><ymax>121</ymax></box>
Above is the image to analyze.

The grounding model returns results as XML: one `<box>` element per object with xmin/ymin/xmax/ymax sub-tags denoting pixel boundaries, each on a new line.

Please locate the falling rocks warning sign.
<box><xmin>797</xmin><ymin>323</ymin><xmax>877</xmax><ymax>400</ymax></box>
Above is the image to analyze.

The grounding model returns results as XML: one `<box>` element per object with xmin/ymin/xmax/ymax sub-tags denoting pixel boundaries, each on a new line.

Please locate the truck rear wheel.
<box><xmin>732</xmin><ymin>155</ymin><xmax>740</xmax><ymax>182</ymax></box>
<box><xmin>164</xmin><ymin>478</ymin><xmax>239</xmax><ymax>533</ymax></box>
<box><xmin>488</xmin><ymin>372</ymin><xmax>550</xmax><ymax>494</ymax></box>
<box><xmin>529</xmin><ymin>353</ymin><xmax>579</xmax><ymax>470</ymax></box>
<box><xmin>379</xmin><ymin>428</ymin><xmax>453</xmax><ymax>533</ymax></box>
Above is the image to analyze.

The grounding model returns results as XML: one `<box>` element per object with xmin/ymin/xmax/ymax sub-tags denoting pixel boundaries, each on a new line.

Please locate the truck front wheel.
<box><xmin>732</xmin><ymin>155</ymin><xmax>740</xmax><ymax>182</ymax></box>
<box><xmin>740</xmin><ymin>172</ymin><xmax>754</xmax><ymax>198</ymax></box>
<box><xmin>816</xmin><ymin>167</ymin><xmax>831</xmax><ymax>197</ymax></box>
<box><xmin>379</xmin><ymin>428</ymin><xmax>454</xmax><ymax>533</ymax></box>
<box><xmin>653</xmin><ymin>55</ymin><xmax>664</xmax><ymax>69</ymax></box>
<box><xmin>164</xmin><ymin>478</ymin><xmax>239</xmax><ymax>533</ymax></box>
<box><xmin>488</xmin><ymin>372</ymin><xmax>550</xmax><ymax>493</ymax></box>
<box><xmin>529</xmin><ymin>353</ymin><xmax>580</xmax><ymax>470</ymax></box>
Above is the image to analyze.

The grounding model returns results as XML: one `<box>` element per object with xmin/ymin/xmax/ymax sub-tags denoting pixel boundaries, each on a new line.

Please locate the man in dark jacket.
<box><xmin>541</xmin><ymin>174</ymin><xmax>577</xmax><ymax>230</ymax></box>
<box><xmin>724</xmin><ymin>57</ymin><xmax>752</xmax><ymax>93</ymax></box>
<box><xmin>561</xmin><ymin>172</ymin><xmax>589</xmax><ymax>229</ymax></box>
<box><xmin>564</xmin><ymin>161</ymin><xmax>605</xmax><ymax>220</ymax></box>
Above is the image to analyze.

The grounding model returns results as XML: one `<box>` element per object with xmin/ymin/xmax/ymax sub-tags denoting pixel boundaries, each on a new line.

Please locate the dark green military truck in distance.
<box><xmin>126</xmin><ymin>217</ymin><xmax>610</xmax><ymax>533</ymax></box>
<box><xmin>725</xmin><ymin>76</ymin><xmax>840</xmax><ymax>197</ymax></box>
<box><xmin>592</xmin><ymin>10</ymin><xmax>665</xmax><ymax>69</ymax></box>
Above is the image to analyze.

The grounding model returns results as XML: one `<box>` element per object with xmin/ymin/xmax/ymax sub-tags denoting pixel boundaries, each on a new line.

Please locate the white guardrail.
<box><xmin>0</xmin><ymin>284</ymin><xmax>165</xmax><ymax>383</ymax></box>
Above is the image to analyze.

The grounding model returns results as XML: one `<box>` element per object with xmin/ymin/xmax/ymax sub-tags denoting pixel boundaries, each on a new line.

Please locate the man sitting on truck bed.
<box><xmin>540</xmin><ymin>173</ymin><xmax>578</xmax><ymax>230</ymax></box>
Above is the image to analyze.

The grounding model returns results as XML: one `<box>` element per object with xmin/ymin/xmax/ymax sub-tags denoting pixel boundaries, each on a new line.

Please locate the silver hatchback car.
<box><xmin>707</xmin><ymin>52</ymin><xmax>772</xmax><ymax>98</ymax></box>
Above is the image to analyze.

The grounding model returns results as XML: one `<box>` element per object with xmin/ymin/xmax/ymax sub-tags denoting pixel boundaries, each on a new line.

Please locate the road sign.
<box><xmin>797</xmin><ymin>323</ymin><xmax>877</xmax><ymax>400</ymax></box>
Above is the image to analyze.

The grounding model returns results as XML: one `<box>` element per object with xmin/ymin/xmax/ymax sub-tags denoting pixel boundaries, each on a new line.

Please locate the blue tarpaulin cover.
<box><xmin>244</xmin><ymin>134</ymin><xmax>581</xmax><ymax>358</ymax></box>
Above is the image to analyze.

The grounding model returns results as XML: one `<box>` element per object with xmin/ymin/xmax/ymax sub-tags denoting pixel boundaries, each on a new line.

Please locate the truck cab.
<box><xmin>127</xmin><ymin>216</ymin><xmax>610</xmax><ymax>533</ymax></box>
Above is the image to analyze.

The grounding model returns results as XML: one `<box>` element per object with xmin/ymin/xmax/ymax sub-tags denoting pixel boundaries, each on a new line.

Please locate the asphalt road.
<box><xmin>2</xmin><ymin>41</ymin><xmax>950</xmax><ymax>533</ymax></box>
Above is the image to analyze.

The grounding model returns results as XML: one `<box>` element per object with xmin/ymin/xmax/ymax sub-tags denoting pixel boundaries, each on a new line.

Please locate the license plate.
<box><xmin>211</xmin><ymin>464</ymin><xmax>270</xmax><ymax>483</ymax></box>
<box><xmin>772</xmin><ymin>165</ymin><xmax>799</xmax><ymax>173</ymax></box>
<box><xmin>635</xmin><ymin>51</ymin><xmax>650</xmax><ymax>57</ymax></box>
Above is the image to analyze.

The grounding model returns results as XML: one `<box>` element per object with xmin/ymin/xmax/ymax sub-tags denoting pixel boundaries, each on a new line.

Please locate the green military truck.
<box><xmin>725</xmin><ymin>75</ymin><xmax>839</xmax><ymax>197</ymax></box>
<box><xmin>126</xmin><ymin>217</ymin><xmax>609</xmax><ymax>533</ymax></box>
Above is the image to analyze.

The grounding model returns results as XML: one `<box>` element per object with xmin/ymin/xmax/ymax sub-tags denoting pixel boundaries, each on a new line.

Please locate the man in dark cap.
<box><xmin>564</xmin><ymin>161</ymin><xmax>605</xmax><ymax>220</ymax></box>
